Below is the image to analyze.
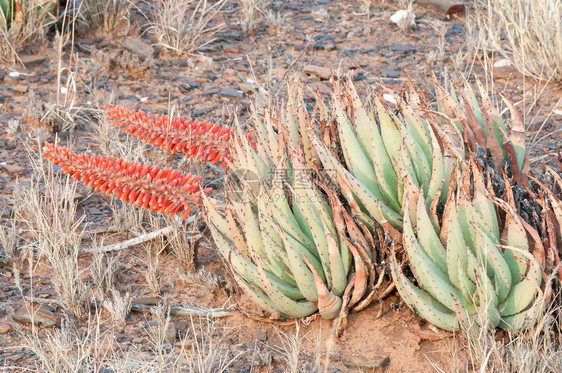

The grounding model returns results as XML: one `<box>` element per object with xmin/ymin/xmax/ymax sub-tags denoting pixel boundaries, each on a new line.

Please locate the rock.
<box><xmin>12</xmin><ymin>307</ymin><xmax>57</xmax><ymax>327</ymax></box>
<box><xmin>166</xmin><ymin>322</ymin><xmax>176</xmax><ymax>343</ymax></box>
<box><xmin>88</xmin><ymin>207</ymin><xmax>102</xmax><ymax>215</ymax></box>
<box><xmin>256</xmin><ymin>330</ymin><xmax>267</xmax><ymax>341</ymax></box>
<box><xmin>203</xmin><ymin>88</ymin><xmax>220</xmax><ymax>95</ymax></box>
<box><xmin>390</xmin><ymin>10</ymin><xmax>415</xmax><ymax>28</ymax></box>
<box><xmin>308</xmin><ymin>82</ymin><xmax>332</xmax><ymax>95</ymax></box>
<box><xmin>19</xmin><ymin>55</ymin><xmax>46</xmax><ymax>68</ymax></box>
<box><xmin>0</xmin><ymin>323</ymin><xmax>12</xmax><ymax>333</ymax></box>
<box><xmin>383</xmin><ymin>93</ymin><xmax>398</xmax><ymax>107</ymax></box>
<box><xmin>391</xmin><ymin>44</ymin><xmax>416</xmax><ymax>52</ymax></box>
<box><xmin>222</xmin><ymin>44</ymin><xmax>240</xmax><ymax>53</ymax></box>
<box><xmin>342</xmin><ymin>354</ymin><xmax>390</xmax><ymax>372</ymax></box>
<box><xmin>304</xmin><ymin>65</ymin><xmax>331</xmax><ymax>80</ymax></box>
<box><xmin>122</xmin><ymin>38</ymin><xmax>154</xmax><ymax>60</ymax></box>
<box><xmin>380</xmin><ymin>69</ymin><xmax>400</xmax><ymax>78</ymax></box>
<box><xmin>219</xmin><ymin>88</ymin><xmax>244</xmax><ymax>98</ymax></box>
<box><xmin>2</xmin><ymin>164</ymin><xmax>26</xmax><ymax>177</ymax></box>
<box><xmin>494</xmin><ymin>59</ymin><xmax>512</xmax><ymax>68</ymax></box>
<box><xmin>96</xmin><ymin>366</ymin><xmax>115</xmax><ymax>373</ymax></box>
<box><xmin>13</xmin><ymin>85</ymin><xmax>28</xmax><ymax>94</ymax></box>
<box><xmin>238</xmin><ymin>83</ymin><xmax>255</xmax><ymax>94</ymax></box>
<box><xmin>132</xmin><ymin>336</ymin><xmax>143</xmax><ymax>344</ymax></box>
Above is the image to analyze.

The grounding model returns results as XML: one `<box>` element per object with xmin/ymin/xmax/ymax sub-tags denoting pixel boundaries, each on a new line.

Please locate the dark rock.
<box><xmin>391</xmin><ymin>44</ymin><xmax>416</xmax><ymax>52</ymax></box>
<box><xmin>219</xmin><ymin>88</ymin><xmax>244</xmax><ymax>98</ymax></box>
<box><xmin>40</xmin><ymin>305</ymin><xmax>56</xmax><ymax>313</ymax></box>
<box><xmin>19</xmin><ymin>55</ymin><xmax>46</xmax><ymax>68</ymax></box>
<box><xmin>450</xmin><ymin>24</ymin><xmax>464</xmax><ymax>34</ymax></box>
<box><xmin>88</xmin><ymin>207</ymin><xmax>102</xmax><ymax>215</ymax></box>
<box><xmin>203</xmin><ymin>88</ymin><xmax>220</xmax><ymax>95</ymax></box>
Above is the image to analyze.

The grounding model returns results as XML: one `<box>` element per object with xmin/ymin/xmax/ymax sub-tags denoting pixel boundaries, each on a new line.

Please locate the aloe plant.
<box><xmin>42</xmin><ymin>77</ymin><xmax>552</xmax><ymax>329</ymax></box>
<box><xmin>390</xmin><ymin>162</ymin><xmax>543</xmax><ymax>332</ymax></box>
<box><xmin>311</xmin><ymin>78</ymin><xmax>529</xmax><ymax>238</ymax></box>
<box><xmin>203</xmin><ymin>84</ymin><xmax>377</xmax><ymax>319</ymax></box>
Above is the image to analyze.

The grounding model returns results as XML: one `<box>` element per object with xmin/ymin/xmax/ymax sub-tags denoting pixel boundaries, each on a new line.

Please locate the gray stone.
<box><xmin>219</xmin><ymin>88</ymin><xmax>244</xmax><ymax>98</ymax></box>
<box><xmin>391</xmin><ymin>44</ymin><xmax>416</xmax><ymax>52</ymax></box>
<box><xmin>19</xmin><ymin>55</ymin><xmax>46</xmax><ymax>68</ymax></box>
<box><xmin>122</xmin><ymin>38</ymin><xmax>155</xmax><ymax>60</ymax></box>
<box><xmin>380</xmin><ymin>69</ymin><xmax>400</xmax><ymax>78</ymax></box>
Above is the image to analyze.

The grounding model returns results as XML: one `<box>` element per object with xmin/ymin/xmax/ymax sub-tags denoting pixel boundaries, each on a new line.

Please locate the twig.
<box><xmin>83</xmin><ymin>214</ymin><xmax>200</xmax><ymax>253</ymax></box>
<box><xmin>84</xmin><ymin>226</ymin><xmax>174</xmax><ymax>253</ymax></box>
<box><xmin>131</xmin><ymin>303</ymin><xmax>232</xmax><ymax>318</ymax></box>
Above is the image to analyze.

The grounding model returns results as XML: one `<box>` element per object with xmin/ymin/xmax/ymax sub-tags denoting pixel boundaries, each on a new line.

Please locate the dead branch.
<box><xmin>83</xmin><ymin>214</ymin><xmax>200</xmax><ymax>253</ymax></box>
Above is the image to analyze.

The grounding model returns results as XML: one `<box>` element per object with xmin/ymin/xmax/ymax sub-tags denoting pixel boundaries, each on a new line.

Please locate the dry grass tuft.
<box><xmin>467</xmin><ymin>0</ymin><xmax>562</xmax><ymax>83</ymax></box>
<box><xmin>432</xmin><ymin>288</ymin><xmax>562</xmax><ymax>372</ymax></box>
<box><xmin>79</xmin><ymin>0</ymin><xmax>133</xmax><ymax>34</ymax></box>
<box><xmin>149</xmin><ymin>0</ymin><xmax>226</xmax><ymax>55</ymax></box>
<box><xmin>164</xmin><ymin>213</ymin><xmax>202</xmax><ymax>271</ymax></box>
<box><xmin>0</xmin><ymin>213</ymin><xmax>18</xmax><ymax>265</ymax></box>
<box><xmin>14</xmin><ymin>147</ymin><xmax>89</xmax><ymax>319</ymax></box>
<box><xmin>239</xmin><ymin>0</ymin><xmax>268</xmax><ymax>34</ymax></box>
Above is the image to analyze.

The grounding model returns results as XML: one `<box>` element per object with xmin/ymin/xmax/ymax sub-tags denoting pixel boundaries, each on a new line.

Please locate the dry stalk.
<box><xmin>149</xmin><ymin>0</ymin><xmax>227</xmax><ymax>55</ymax></box>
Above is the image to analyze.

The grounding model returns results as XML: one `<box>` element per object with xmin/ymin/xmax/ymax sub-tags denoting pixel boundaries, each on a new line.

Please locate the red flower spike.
<box><xmin>105</xmin><ymin>105</ymin><xmax>233</xmax><ymax>168</ymax></box>
<box><xmin>42</xmin><ymin>143</ymin><xmax>209</xmax><ymax>221</ymax></box>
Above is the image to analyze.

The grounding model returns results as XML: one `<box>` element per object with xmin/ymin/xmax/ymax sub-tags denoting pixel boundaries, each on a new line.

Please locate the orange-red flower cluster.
<box><xmin>106</xmin><ymin>105</ymin><xmax>233</xmax><ymax>168</ymax></box>
<box><xmin>43</xmin><ymin>143</ymin><xmax>210</xmax><ymax>221</ymax></box>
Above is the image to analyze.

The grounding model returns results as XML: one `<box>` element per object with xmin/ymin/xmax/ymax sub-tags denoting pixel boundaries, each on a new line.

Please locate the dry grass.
<box><xmin>0</xmin><ymin>0</ymin><xmax>56</xmax><ymax>63</ymax></box>
<box><xmin>13</xmin><ymin>147</ymin><xmax>89</xmax><ymax>320</ymax></box>
<box><xmin>431</xmin><ymin>282</ymin><xmax>562</xmax><ymax>372</ymax></box>
<box><xmin>149</xmin><ymin>0</ymin><xmax>227</xmax><ymax>55</ymax></box>
<box><xmin>467</xmin><ymin>0</ymin><xmax>562</xmax><ymax>83</ymax></box>
<box><xmin>24</xmin><ymin>305</ymin><xmax>241</xmax><ymax>372</ymax></box>
<box><xmin>271</xmin><ymin>324</ymin><xmax>325</xmax><ymax>372</ymax></box>
<box><xmin>239</xmin><ymin>0</ymin><xmax>269</xmax><ymax>34</ymax></box>
<box><xmin>0</xmin><ymin>213</ymin><xmax>18</xmax><ymax>265</ymax></box>
<box><xmin>164</xmin><ymin>213</ymin><xmax>202</xmax><ymax>271</ymax></box>
<box><xmin>79</xmin><ymin>0</ymin><xmax>133</xmax><ymax>34</ymax></box>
